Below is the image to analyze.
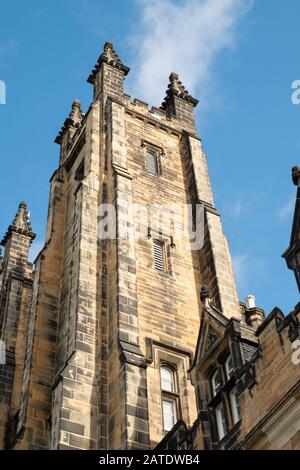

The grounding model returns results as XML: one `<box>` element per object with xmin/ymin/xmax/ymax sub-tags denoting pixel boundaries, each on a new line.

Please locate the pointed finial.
<box><xmin>12</xmin><ymin>201</ymin><xmax>31</xmax><ymax>231</ymax></box>
<box><xmin>69</xmin><ymin>100</ymin><xmax>84</xmax><ymax>126</ymax></box>
<box><xmin>292</xmin><ymin>166</ymin><xmax>300</xmax><ymax>186</ymax></box>
<box><xmin>0</xmin><ymin>246</ymin><xmax>3</xmax><ymax>272</ymax></box>
<box><xmin>161</xmin><ymin>72</ymin><xmax>198</xmax><ymax>111</ymax></box>
<box><xmin>72</xmin><ymin>99</ymin><xmax>81</xmax><ymax>108</ymax></box>
<box><xmin>103</xmin><ymin>41</ymin><xmax>115</xmax><ymax>58</ymax></box>
<box><xmin>1</xmin><ymin>201</ymin><xmax>36</xmax><ymax>246</ymax></box>
<box><xmin>87</xmin><ymin>41</ymin><xmax>130</xmax><ymax>84</ymax></box>
<box><xmin>55</xmin><ymin>100</ymin><xmax>84</xmax><ymax>144</ymax></box>
<box><xmin>169</xmin><ymin>72</ymin><xmax>181</xmax><ymax>92</ymax></box>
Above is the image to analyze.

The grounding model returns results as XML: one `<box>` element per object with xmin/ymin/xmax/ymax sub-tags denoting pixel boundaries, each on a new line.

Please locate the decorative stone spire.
<box><xmin>0</xmin><ymin>247</ymin><xmax>3</xmax><ymax>272</ymax></box>
<box><xmin>1</xmin><ymin>201</ymin><xmax>36</xmax><ymax>246</ymax></box>
<box><xmin>55</xmin><ymin>100</ymin><xmax>84</xmax><ymax>145</ymax></box>
<box><xmin>87</xmin><ymin>41</ymin><xmax>130</xmax><ymax>84</ymax></box>
<box><xmin>282</xmin><ymin>166</ymin><xmax>300</xmax><ymax>292</ymax></box>
<box><xmin>161</xmin><ymin>72</ymin><xmax>198</xmax><ymax>111</ymax></box>
<box><xmin>292</xmin><ymin>166</ymin><xmax>300</xmax><ymax>186</ymax></box>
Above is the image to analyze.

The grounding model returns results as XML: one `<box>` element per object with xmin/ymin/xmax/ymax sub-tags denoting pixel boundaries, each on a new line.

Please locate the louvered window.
<box><xmin>154</xmin><ymin>241</ymin><xmax>165</xmax><ymax>271</ymax></box>
<box><xmin>146</xmin><ymin>150</ymin><xmax>159</xmax><ymax>175</ymax></box>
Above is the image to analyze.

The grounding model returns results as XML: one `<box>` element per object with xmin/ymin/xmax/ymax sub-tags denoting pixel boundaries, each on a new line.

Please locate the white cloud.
<box><xmin>130</xmin><ymin>0</ymin><xmax>253</xmax><ymax>106</ymax></box>
<box><xmin>233</xmin><ymin>199</ymin><xmax>243</xmax><ymax>218</ymax></box>
<box><xmin>277</xmin><ymin>195</ymin><xmax>295</xmax><ymax>221</ymax></box>
<box><xmin>230</xmin><ymin>197</ymin><xmax>243</xmax><ymax>219</ymax></box>
<box><xmin>221</xmin><ymin>191</ymin><xmax>263</xmax><ymax>221</ymax></box>
<box><xmin>232</xmin><ymin>253</ymin><xmax>249</xmax><ymax>290</ymax></box>
<box><xmin>232</xmin><ymin>252</ymin><xmax>265</xmax><ymax>294</ymax></box>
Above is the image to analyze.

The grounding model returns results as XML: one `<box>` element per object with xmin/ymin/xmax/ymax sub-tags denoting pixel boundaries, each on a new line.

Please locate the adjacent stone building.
<box><xmin>157</xmin><ymin>170</ymin><xmax>300</xmax><ymax>451</ymax></box>
<box><xmin>0</xmin><ymin>42</ymin><xmax>299</xmax><ymax>451</ymax></box>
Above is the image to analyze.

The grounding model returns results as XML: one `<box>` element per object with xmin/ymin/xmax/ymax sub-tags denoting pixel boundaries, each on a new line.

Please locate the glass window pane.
<box><xmin>160</xmin><ymin>367</ymin><xmax>174</xmax><ymax>392</ymax></box>
<box><xmin>163</xmin><ymin>399</ymin><xmax>177</xmax><ymax>431</ymax></box>
<box><xmin>230</xmin><ymin>388</ymin><xmax>240</xmax><ymax>424</ymax></box>
<box><xmin>212</xmin><ymin>370</ymin><xmax>221</xmax><ymax>396</ymax></box>
<box><xmin>225</xmin><ymin>355</ymin><xmax>234</xmax><ymax>380</ymax></box>
<box><xmin>215</xmin><ymin>402</ymin><xmax>227</xmax><ymax>440</ymax></box>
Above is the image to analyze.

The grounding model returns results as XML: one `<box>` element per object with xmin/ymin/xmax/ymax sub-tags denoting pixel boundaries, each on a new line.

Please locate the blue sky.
<box><xmin>0</xmin><ymin>0</ymin><xmax>299</xmax><ymax>315</ymax></box>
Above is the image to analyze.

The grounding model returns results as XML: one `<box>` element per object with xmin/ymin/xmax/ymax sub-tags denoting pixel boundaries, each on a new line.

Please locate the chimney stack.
<box><xmin>244</xmin><ymin>295</ymin><xmax>265</xmax><ymax>330</ymax></box>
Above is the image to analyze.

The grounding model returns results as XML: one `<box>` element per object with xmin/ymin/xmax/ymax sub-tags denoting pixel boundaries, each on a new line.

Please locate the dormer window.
<box><xmin>208</xmin><ymin>353</ymin><xmax>240</xmax><ymax>444</ymax></box>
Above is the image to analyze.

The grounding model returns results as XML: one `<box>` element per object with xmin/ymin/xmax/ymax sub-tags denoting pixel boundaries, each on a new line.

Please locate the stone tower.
<box><xmin>0</xmin><ymin>42</ymin><xmax>241</xmax><ymax>450</ymax></box>
<box><xmin>0</xmin><ymin>202</ymin><xmax>35</xmax><ymax>448</ymax></box>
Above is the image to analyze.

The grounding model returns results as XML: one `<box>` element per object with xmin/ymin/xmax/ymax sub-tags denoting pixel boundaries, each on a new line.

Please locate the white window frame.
<box><xmin>229</xmin><ymin>387</ymin><xmax>240</xmax><ymax>425</ymax></box>
<box><xmin>162</xmin><ymin>398</ymin><xmax>177</xmax><ymax>432</ymax></box>
<box><xmin>211</xmin><ymin>369</ymin><xmax>221</xmax><ymax>396</ymax></box>
<box><xmin>225</xmin><ymin>354</ymin><xmax>234</xmax><ymax>380</ymax></box>
<box><xmin>160</xmin><ymin>366</ymin><xmax>175</xmax><ymax>393</ymax></box>
<box><xmin>215</xmin><ymin>401</ymin><xmax>227</xmax><ymax>441</ymax></box>
<box><xmin>160</xmin><ymin>363</ymin><xmax>179</xmax><ymax>432</ymax></box>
